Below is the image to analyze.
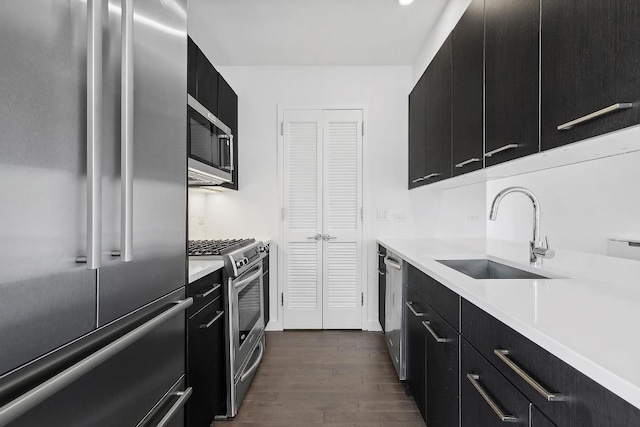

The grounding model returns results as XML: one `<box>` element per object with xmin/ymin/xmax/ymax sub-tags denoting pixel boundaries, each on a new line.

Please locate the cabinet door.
<box><xmin>424</xmin><ymin>35</ymin><xmax>452</xmax><ymax>184</ymax></box>
<box><xmin>461</xmin><ymin>340</ymin><xmax>530</xmax><ymax>426</ymax></box>
<box><xmin>262</xmin><ymin>253</ymin><xmax>270</xmax><ymax>325</ymax></box>
<box><xmin>378</xmin><ymin>246</ymin><xmax>387</xmax><ymax>331</ymax></box>
<box><xmin>408</xmin><ymin>73</ymin><xmax>428</xmax><ymax>188</ymax></box>
<box><xmin>218</xmin><ymin>74</ymin><xmax>239</xmax><ymax>190</ymax></box>
<box><xmin>423</xmin><ymin>306</ymin><xmax>459</xmax><ymax>427</ymax></box>
<box><xmin>452</xmin><ymin>0</ymin><xmax>484</xmax><ymax>176</ymax></box>
<box><xmin>187</xmin><ymin>37</ymin><xmax>197</xmax><ymax>97</ymax></box>
<box><xmin>541</xmin><ymin>0</ymin><xmax>640</xmax><ymax>149</ymax></box>
<box><xmin>531</xmin><ymin>406</ymin><xmax>557</xmax><ymax>427</ymax></box>
<box><xmin>196</xmin><ymin>49</ymin><xmax>218</xmax><ymax>115</ymax></box>
<box><xmin>485</xmin><ymin>0</ymin><xmax>539</xmax><ymax>166</ymax></box>
<box><xmin>404</xmin><ymin>286</ymin><xmax>426</xmax><ymax>419</ymax></box>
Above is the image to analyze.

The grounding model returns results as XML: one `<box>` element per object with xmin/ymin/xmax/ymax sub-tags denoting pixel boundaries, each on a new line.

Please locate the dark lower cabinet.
<box><xmin>262</xmin><ymin>251</ymin><xmax>270</xmax><ymax>326</ymax></box>
<box><xmin>404</xmin><ymin>286</ymin><xmax>426</xmax><ymax>418</ymax></box>
<box><xmin>423</xmin><ymin>306</ymin><xmax>459</xmax><ymax>427</ymax></box>
<box><xmin>541</xmin><ymin>0</ymin><xmax>640</xmax><ymax>150</ymax></box>
<box><xmin>408</xmin><ymin>73</ymin><xmax>428</xmax><ymax>188</ymax></box>
<box><xmin>424</xmin><ymin>35</ymin><xmax>452</xmax><ymax>184</ymax></box>
<box><xmin>462</xmin><ymin>298</ymin><xmax>640</xmax><ymax>426</ymax></box>
<box><xmin>461</xmin><ymin>339</ymin><xmax>530</xmax><ymax>426</ymax></box>
<box><xmin>484</xmin><ymin>0</ymin><xmax>540</xmax><ymax>166</ymax></box>
<box><xmin>532</xmin><ymin>406</ymin><xmax>557</xmax><ymax>427</ymax></box>
<box><xmin>377</xmin><ymin>245</ymin><xmax>387</xmax><ymax>331</ymax></box>
<box><xmin>452</xmin><ymin>0</ymin><xmax>484</xmax><ymax>176</ymax></box>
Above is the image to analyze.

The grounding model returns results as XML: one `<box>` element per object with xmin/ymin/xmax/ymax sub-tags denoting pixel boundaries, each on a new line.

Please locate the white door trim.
<box><xmin>276</xmin><ymin>104</ymin><xmax>369</xmax><ymax>331</ymax></box>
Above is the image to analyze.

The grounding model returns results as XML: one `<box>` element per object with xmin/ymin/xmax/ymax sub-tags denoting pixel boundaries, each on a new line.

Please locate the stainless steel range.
<box><xmin>188</xmin><ymin>239</ymin><xmax>267</xmax><ymax>418</ymax></box>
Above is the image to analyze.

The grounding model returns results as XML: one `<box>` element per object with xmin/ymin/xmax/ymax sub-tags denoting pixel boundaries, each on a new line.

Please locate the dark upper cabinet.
<box><xmin>195</xmin><ymin>48</ymin><xmax>218</xmax><ymax>115</ymax></box>
<box><xmin>187</xmin><ymin>37</ymin><xmax>197</xmax><ymax>97</ymax></box>
<box><xmin>408</xmin><ymin>72</ymin><xmax>428</xmax><ymax>188</ymax></box>
<box><xmin>424</xmin><ymin>35</ymin><xmax>452</xmax><ymax>183</ymax></box>
<box><xmin>541</xmin><ymin>0</ymin><xmax>640</xmax><ymax>150</ymax></box>
<box><xmin>217</xmin><ymin>74</ymin><xmax>239</xmax><ymax>190</ymax></box>
<box><xmin>452</xmin><ymin>0</ymin><xmax>484</xmax><ymax>176</ymax></box>
<box><xmin>484</xmin><ymin>0</ymin><xmax>540</xmax><ymax>166</ymax></box>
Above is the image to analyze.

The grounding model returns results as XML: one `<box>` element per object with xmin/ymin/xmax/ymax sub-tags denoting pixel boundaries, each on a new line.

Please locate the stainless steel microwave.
<box><xmin>187</xmin><ymin>94</ymin><xmax>234</xmax><ymax>185</ymax></box>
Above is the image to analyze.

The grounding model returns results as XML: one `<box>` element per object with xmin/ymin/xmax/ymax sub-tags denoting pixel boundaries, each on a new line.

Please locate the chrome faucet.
<box><xmin>489</xmin><ymin>186</ymin><xmax>555</xmax><ymax>266</ymax></box>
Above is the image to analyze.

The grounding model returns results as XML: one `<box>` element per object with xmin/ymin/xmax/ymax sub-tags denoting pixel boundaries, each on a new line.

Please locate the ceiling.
<box><xmin>187</xmin><ymin>0</ymin><xmax>449</xmax><ymax>66</ymax></box>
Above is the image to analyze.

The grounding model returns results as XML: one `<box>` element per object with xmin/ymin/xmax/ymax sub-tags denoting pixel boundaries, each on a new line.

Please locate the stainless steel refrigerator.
<box><xmin>0</xmin><ymin>0</ymin><xmax>189</xmax><ymax>425</ymax></box>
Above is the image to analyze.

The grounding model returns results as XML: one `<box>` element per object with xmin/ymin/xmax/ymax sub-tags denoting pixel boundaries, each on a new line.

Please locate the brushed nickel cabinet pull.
<box><xmin>422</xmin><ymin>321</ymin><xmax>447</xmax><ymax>343</ymax></box>
<box><xmin>557</xmin><ymin>103</ymin><xmax>633</xmax><ymax>131</ymax></box>
<box><xmin>425</xmin><ymin>173</ymin><xmax>441</xmax><ymax>180</ymax></box>
<box><xmin>466</xmin><ymin>374</ymin><xmax>517</xmax><ymax>422</ymax></box>
<box><xmin>455</xmin><ymin>158</ymin><xmax>481</xmax><ymax>168</ymax></box>
<box><xmin>405</xmin><ymin>301</ymin><xmax>425</xmax><ymax>317</ymax></box>
<box><xmin>493</xmin><ymin>349</ymin><xmax>565</xmax><ymax>401</ymax></box>
<box><xmin>484</xmin><ymin>144</ymin><xmax>519</xmax><ymax>158</ymax></box>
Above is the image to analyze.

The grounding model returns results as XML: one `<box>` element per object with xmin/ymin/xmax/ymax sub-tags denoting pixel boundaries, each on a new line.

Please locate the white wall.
<box><xmin>189</xmin><ymin>65</ymin><xmax>484</xmax><ymax>330</ymax></box>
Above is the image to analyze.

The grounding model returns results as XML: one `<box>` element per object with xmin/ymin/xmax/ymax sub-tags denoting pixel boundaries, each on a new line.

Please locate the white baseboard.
<box><xmin>368</xmin><ymin>320</ymin><xmax>383</xmax><ymax>332</ymax></box>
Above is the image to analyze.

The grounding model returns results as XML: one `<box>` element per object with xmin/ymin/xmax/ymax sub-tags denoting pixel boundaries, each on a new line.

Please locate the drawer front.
<box><xmin>187</xmin><ymin>269</ymin><xmax>223</xmax><ymax>317</ymax></box>
<box><xmin>404</xmin><ymin>286</ymin><xmax>426</xmax><ymax>419</ymax></box>
<box><xmin>461</xmin><ymin>339</ymin><xmax>530</xmax><ymax>426</ymax></box>
<box><xmin>8</xmin><ymin>289</ymin><xmax>186</xmax><ymax>427</ymax></box>
<box><xmin>461</xmin><ymin>298</ymin><xmax>640</xmax><ymax>426</ymax></box>
<box><xmin>406</xmin><ymin>263</ymin><xmax>460</xmax><ymax>331</ymax></box>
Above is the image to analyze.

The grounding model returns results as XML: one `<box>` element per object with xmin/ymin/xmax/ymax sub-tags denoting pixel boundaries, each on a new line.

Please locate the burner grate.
<box><xmin>188</xmin><ymin>238</ymin><xmax>255</xmax><ymax>256</ymax></box>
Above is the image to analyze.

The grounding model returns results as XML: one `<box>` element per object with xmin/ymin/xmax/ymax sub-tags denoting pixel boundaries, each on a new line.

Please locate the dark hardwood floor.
<box><xmin>217</xmin><ymin>330</ymin><xmax>425</xmax><ymax>427</ymax></box>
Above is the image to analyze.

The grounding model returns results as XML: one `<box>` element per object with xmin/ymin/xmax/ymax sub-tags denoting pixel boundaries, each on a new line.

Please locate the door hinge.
<box><xmin>281</xmin><ymin>207</ymin><xmax>285</xmax><ymax>221</ymax></box>
<box><xmin>281</xmin><ymin>122</ymin><xmax>284</xmax><ymax>136</ymax></box>
<box><xmin>360</xmin><ymin>207</ymin><xmax>364</xmax><ymax>221</ymax></box>
<box><xmin>281</xmin><ymin>292</ymin><xmax>284</xmax><ymax>306</ymax></box>
<box><xmin>361</xmin><ymin>292</ymin><xmax>364</xmax><ymax>306</ymax></box>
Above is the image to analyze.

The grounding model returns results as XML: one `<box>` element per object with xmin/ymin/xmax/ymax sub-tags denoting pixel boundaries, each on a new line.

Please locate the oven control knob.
<box><xmin>243</xmin><ymin>257</ymin><xmax>249</xmax><ymax>265</ymax></box>
<box><xmin>235</xmin><ymin>259</ymin><xmax>243</xmax><ymax>268</ymax></box>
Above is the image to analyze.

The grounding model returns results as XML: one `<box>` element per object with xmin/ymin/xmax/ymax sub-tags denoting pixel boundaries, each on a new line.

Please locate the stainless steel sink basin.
<box><xmin>436</xmin><ymin>259</ymin><xmax>549</xmax><ymax>280</ymax></box>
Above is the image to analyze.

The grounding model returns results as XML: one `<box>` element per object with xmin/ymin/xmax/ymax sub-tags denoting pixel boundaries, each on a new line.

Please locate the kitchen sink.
<box><xmin>436</xmin><ymin>259</ymin><xmax>550</xmax><ymax>280</ymax></box>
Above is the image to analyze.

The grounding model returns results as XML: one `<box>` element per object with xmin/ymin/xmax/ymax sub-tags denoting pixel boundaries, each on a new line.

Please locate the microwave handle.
<box><xmin>120</xmin><ymin>0</ymin><xmax>134</xmax><ymax>262</ymax></box>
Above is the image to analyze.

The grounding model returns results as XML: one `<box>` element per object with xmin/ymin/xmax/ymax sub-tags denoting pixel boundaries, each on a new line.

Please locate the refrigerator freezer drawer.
<box><xmin>2</xmin><ymin>289</ymin><xmax>187</xmax><ymax>427</ymax></box>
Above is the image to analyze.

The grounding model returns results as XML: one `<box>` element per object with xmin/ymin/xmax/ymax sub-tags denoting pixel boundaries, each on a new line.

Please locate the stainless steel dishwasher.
<box><xmin>383</xmin><ymin>251</ymin><xmax>405</xmax><ymax>380</ymax></box>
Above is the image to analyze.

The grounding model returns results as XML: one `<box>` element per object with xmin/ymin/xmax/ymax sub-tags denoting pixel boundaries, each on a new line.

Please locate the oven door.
<box><xmin>230</xmin><ymin>264</ymin><xmax>264</xmax><ymax>375</ymax></box>
<box><xmin>187</xmin><ymin>95</ymin><xmax>233</xmax><ymax>185</ymax></box>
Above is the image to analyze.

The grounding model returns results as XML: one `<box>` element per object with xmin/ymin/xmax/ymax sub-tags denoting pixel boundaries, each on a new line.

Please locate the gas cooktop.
<box><xmin>188</xmin><ymin>238</ymin><xmax>255</xmax><ymax>257</ymax></box>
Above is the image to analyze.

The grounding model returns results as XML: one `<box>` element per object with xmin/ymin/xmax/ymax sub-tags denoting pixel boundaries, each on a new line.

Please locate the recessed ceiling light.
<box><xmin>398</xmin><ymin>0</ymin><xmax>415</xmax><ymax>5</ymax></box>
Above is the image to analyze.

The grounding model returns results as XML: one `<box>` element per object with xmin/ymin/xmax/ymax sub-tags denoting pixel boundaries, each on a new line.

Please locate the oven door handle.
<box><xmin>233</xmin><ymin>266</ymin><xmax>263</xmax><ymax>292</ymax></box>
<box><xmin>240</xmin><ymin>340</ymin><xmax>264</xmax><ymax>382</ymax></box>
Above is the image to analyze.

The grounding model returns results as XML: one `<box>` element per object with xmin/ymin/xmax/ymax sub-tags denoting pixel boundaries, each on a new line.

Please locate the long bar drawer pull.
<box><xmin>422</xmin><ymin>321</ymin><xmax>447</xmax><ymax>343</ymax></box>
<box><xmin>405</xmin><ymin>301</ymin><xmax>425</xmax><ymax>317</ymax></box>
<box><xmin>383</xmin><ymin>256</ymin><xmax>401</xmax><ymax>271</ymax></box>
<box><xmin>493</xmin><ymin>349</ymin><xmax>565</xmax><ymax>401</ymax></box>
<box><xmin>241</xmin><ymin>340</ymin><xmax>265</xmax><ymax>382</ymax></box>
<box><xmin>156</xmin><ymin>387</ymin><xmax>193</xmax><ymax>427</ymax></box>
<box><xmin>0</xmin><ymin>298</ymin><xmax>193</xmax><ymax>425</ymax></box>
<box><xmin>424</xmin><ymin>172</ymin><xmax>441</xmax><ymax>180</ymax></box>
<box><xmin>466</xmin><ymin>374</ymin><xmax>517</xmax><ymax>423</ymax></box>
<box><xmin>485</xmin><ymin>144</ymin><xmax>519</xmax><ymax>158</ymax></box>
<box><xmin>557</xmin><ymin>103</ymin><xmax>633</xmax><ymax>131</ymax></box>
<box><xmin>200</xmin><ymin>310</ymin><xmax>224</xmax><ymax>329</ymax></box>
<box><xmin>455</xmin><ymin>158</ymin><xmax>481</xmax><ymax>168</ymax></box>
<box><xmin>378</xmin><ymin>269</ymin><xmax>386</xmax><ymax>276</ymax></box>
<box><xmin>411</xmin><ymin>176</ymin><xmax>426</xmax><ymax>183</ymax></box>
<box><xmin>196</xmin><ymin>284</ymin><xmax>221</xmax><ymax>298</ymax></box>
<box><xmin>377</xmin><ymin>252</ymin><xmax>386</xmax><ymax>257</ymax></box>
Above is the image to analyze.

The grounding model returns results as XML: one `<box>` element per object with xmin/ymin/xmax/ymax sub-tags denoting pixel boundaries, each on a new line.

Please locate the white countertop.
<box><xmin>377</xmin><ymin>237</ymin><xmax>640</xmax><ymax>410</ymax></box>
<box><xmin>188</xmin><ymin>260</ymin><xmax>225</xmax><ymax>283</ymax></box>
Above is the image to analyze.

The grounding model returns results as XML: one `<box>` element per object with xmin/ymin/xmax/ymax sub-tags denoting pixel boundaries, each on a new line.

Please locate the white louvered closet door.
<box><xmin>321</xmin><ymin>110</ymin><xmax>363</xmax><ymax>329</ymax></box>
<box><xmin>282</xmin><ymin>109</ymin><xmax>363</xmax><ymax>330</ymax></box>
<box><xmin>283</xmin><ymin>110</ymin><xmax>324</xmax><ymax>329</ymax></box>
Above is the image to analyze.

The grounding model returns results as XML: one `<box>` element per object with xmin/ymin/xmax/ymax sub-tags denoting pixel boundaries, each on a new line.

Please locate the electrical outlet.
<box><xmin>467</xmin><ymin>214</ymin><xmax>480</xmax><ymax>222</ymax></box>
<box><xmin>198</xmin><ymin>216</ymin><xmax>205</xmax><ymax>225</ymax></box>
<box><xmin>394</xmin><ymin>212</ymin><xmax>406</xmax><ymax>222</ymax></box>
<box><xmin>377</xmin><ymin>209</ymin><xmax>388</xmax><ymax>221</ymax></box>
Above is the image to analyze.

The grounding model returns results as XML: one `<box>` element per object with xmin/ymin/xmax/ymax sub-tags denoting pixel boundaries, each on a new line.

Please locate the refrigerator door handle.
<box><xmin>120</xmin><ymin>0</ymin><xmax>134</xmax><ymax>262</ymax></box>
<box><xmin>0</xmin><ymin>298</ymin><xmax>193</xmax><ymax>426</ymax></box>
<box><xmin>79</xmin><ymin>0</ymin><xmax>103</xmax><ymax>270</ymax></box>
